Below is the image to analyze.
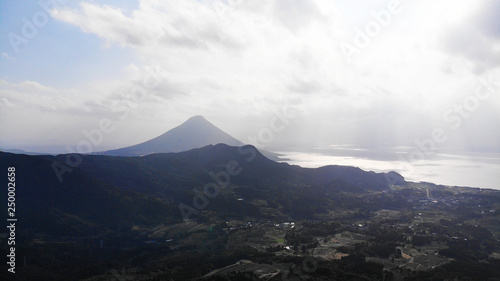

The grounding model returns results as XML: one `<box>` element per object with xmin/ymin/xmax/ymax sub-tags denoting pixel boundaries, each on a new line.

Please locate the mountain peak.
<box><xmin>185</xmin><ymin>115</ymin><xmax>207</xmax><ymax>122</ymax></box>
<box><xmin>181</xmin><ymin>115</ymin><xmax>213</xmax><ymax>127</ymax></box>
<box><xmin>101</xmin><ymin>115</ymin><xmax>243</xmax><ymax>156</ymax></box>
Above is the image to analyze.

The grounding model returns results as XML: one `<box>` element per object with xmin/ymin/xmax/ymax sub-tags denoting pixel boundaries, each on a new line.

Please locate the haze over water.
<box><xmin>277</xmin><ymin>145</ymin><xmax>500</xmax><ymax>190</ymax></box>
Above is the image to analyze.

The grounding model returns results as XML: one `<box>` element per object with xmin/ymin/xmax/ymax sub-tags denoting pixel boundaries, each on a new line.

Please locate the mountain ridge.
<box><xmin>3</xmin><ymin>146</ymin><xmax>499</xmax><ymax>281</ymax></box>
<box><xmin>0</xmin><ymin>144</ymin><xmax>404</xmax><ymax>235</ymax></box>
<box><xmin>1</xmin><ymin>143</ymin><xmax>405</xmax><ymax>226</ymax></box>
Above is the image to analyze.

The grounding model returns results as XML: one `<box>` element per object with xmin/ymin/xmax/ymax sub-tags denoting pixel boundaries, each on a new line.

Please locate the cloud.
<box><xmin>51</xmin><ymin>1</ymin><xmax>249</xmax><ymax>51</ymax></box>
<box><xmin>16</xmin><ymin>81</ymin><xmax>58</xmax><ymax>93</ymax></box>
<box><xmin>1</xmin><ymin>52</ymin><xmax>16</xmax><ymax>61</ymax></box>
<box><xmin>2</xmin><ymin>0</ymin><xmax>499</xmax><ymax>152</ymax></box>
<box><xmin>272</xmin><ymin>0</ymin><xmax>325</xmax><ymax>31</ymax></box>
<box><xmin>0</xmin><ymin>80</ymin><xmax>85</xmax><ymax>113</ymax></box>
<box><xmin>0</xmin><ymin>65</ymin><xmax>182</xmax><ymax>117</ymax></box>
<box><xmin>47</xmin><ymin>1</ymin><xmax>500</xmax><ymax>122</ymax></box>
<box><xmin>473</xmin><ymin>0</ymin><xmax>500</xmax><ymax>39</ymax></box>
<box><xmin>51</xmin><ymin>3</ymin><xmax>154</xmax><ymax>47</ymax></box>
<box><xmin>50</xmin><ymin>0</ymin><xmax>351</xmax><ymax>112</ymax></box>
<box><xmin>0</xmin><ymin>97</ymin><xmax>16</xmax><ymax>108</ymax></box>
<box><xmin>442</xmin><ymin>0</ymin><xmax>500</xmax><ymax>73</ymax></box>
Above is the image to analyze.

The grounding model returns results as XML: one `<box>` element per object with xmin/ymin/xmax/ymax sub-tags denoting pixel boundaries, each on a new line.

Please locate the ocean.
<box><xmin>276</xmin><ymin>145</ymin><xmax>500</xmax><ymax>190</ymax></box>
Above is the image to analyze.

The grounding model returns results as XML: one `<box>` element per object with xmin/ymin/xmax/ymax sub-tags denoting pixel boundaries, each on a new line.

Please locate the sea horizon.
<box><xmin>276</xmin><ymin>145</ymin><xmax>500</xmax><ymax>190</ymax></box>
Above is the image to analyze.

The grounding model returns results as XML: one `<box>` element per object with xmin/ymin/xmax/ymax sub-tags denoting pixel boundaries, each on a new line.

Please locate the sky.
<box><xmin>1</xmin><ymin>0</ymin><xmax>500</xmax><ymax>154</ymax></box>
